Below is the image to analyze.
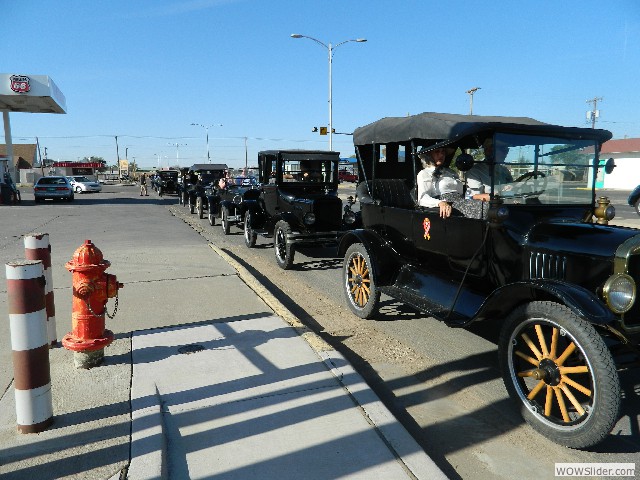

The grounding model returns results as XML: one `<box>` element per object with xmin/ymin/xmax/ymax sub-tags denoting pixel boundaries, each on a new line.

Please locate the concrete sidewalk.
<box><xmin>0</xmin><ymin>234</ymin><xmax>446</xmax><ymax>478</ymax></box>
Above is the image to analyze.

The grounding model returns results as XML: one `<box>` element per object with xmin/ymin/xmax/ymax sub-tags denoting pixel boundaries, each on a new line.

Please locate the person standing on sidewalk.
<box><xmin>139</xmin><ymin>173</ymin><xmax>148</xmax><ymax>196</ymax></box>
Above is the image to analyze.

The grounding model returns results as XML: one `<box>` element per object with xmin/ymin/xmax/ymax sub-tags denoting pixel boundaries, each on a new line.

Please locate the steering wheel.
<box><xmin>512</xmin><ymin>170</ymin><xmax>547</xmax><ymax>196</ymax></box>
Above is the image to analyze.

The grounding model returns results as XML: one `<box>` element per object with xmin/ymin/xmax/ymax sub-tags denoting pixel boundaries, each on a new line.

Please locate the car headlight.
<box><xmin>343</xmin><ymin>210</ymin><xmax>356</xmax><ymax>224</ymax></box>
<box><xmin>603</xmin><ymin>273</ymin><xmax>636</xmax><ymax>314</ymax></box>
<box><xmin>303</xmin><ymin>213</ymin><xmax>316</xmax><ymax>225</ymax></box>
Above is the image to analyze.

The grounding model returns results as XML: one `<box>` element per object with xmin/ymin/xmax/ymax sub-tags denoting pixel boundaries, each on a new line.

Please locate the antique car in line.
<box><xmin>182</xmin><ymin>164</ymin><xmax>228</xmax><ymax>218</ymax></box>
<box><xmin>208</xmin><ymin>176</ymin><xmax>260</xmax><ymax>232</ymax></box>
<box><xmin>152</xmin><ymin>169</ymin><xmax>179</xmax><ymax>196</ymax></box>
<box><xmin>242</xmin><ymin>150</ymin><xmax>358</xmax><ymax>269</ymax></box>
<box><xmin>338</xmin><ymin>112</ymin><xmax>639</xmax><ymax>448</ymax></box>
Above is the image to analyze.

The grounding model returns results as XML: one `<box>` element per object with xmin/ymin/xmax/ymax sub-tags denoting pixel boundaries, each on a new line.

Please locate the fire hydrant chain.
<box><xmin>83</xmin><ymin>292</ymin><xmax>119</xmax><ymax>319</ymax></box>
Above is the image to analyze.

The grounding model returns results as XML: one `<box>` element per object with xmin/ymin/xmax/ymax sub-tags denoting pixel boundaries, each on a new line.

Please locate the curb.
<box><xmin>208</xmin><ymin>244</ymin><xmax>447</xmax><ymax>479</ymax></box>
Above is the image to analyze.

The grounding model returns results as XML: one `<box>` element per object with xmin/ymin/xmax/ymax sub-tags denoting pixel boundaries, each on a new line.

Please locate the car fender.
<box><xmin>207</xmin><ymin>193</ymin><xmax>222</xmax><ymax>215</ymax></box>
<box><xmin>242</xmin><ymin>199</ymin><xmax>266</xmax><ymax>228</ymax></box>
<box><xmin>628</xmin><ymin>185</ymin><xmax>640</xmax><ymax>206</ymax></box>
<box><xmin>474</xmin><ymin>279</ymin><xmax>617</xmax><ymax>326</ymax></box>
<box><xmin>338</xmin><ymin>229</ymin><xmax>400</xmax><ymax>286</ymax></box>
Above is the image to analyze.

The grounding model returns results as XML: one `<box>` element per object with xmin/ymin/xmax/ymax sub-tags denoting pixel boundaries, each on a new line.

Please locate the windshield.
<box><xmin>282</xmin><ymin>159</ymin><xmax>336</xmax><ymax>183</ymax></box>
<box><xmin>482</xmin><ymin>133</ymin><xmax>599</xmax><ymax>205</ymax></box>
<box><xmin>159</xmin><ymin>171</ymin><xmax>178</xmax><ymax>178</ymax></box>
<box><xmin>71</xmin><ymin>176</ymin><xmax>91</xmax><ymax>182</ymax></box>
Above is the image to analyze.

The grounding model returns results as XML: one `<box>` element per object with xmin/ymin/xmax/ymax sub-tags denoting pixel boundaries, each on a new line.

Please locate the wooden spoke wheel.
<box><xmin>343</xmin><ymin>243</ymin><xmax>380</xmax><ymax>319</ymax></box>
<box><xmin>274</xmin><ymin>220</ymin><xmax>294</xmax><ymax>269</ymax></box>
<box><xmin>499</xmin><ymin>301</ymin><xmax>620</xmax><ymax>448</ymax></box>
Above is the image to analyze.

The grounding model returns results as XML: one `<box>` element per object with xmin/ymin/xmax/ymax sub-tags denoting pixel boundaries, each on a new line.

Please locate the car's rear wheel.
<box><xmin>221</xmin><ymin>207</ymin><xmax>231</xmax><ymax>235</ymax></box>
<box><xmin>244</xmin><ymin>210</ymin><xmax>257</xmax><ymax>248</ymax></box>
<box><xmin>274</xmin><ymin>220</ymin><xmax>295</xmax><ymax>270</ymax></box>
<box><xmin>75</xmin><ymin>186</ymin><xmax>82</xmax><ymax>193</ymax></box>
<box><xmin>197</xmin><ymin>197</ymin><xmax>204</xmax><ymax>218</ymax></box>
<box><xmin>499</xmin><ymin>301</ymin><xmax>620</xmax><ymax>448</ymax></box>
<box><xmin>343</xmin><ymin>243</ymin><xmax>380</xmax><ymax>319</ymax></box>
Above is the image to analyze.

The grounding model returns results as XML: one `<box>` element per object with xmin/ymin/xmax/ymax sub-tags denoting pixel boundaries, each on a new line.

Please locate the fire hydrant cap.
<box><xmin>66</xmin><ymin>240</ymin><xmax>111</xmax><ymax>272</ymax></box>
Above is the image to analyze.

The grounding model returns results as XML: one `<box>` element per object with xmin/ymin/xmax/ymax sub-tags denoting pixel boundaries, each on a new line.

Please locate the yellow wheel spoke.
<box><xmin>535</xmin><ymin>325</ymin><xmax>549</xmax><ymax>358</ymax></box>
<box><xmin>559</xmin><ymin>365</ymin><xmax>589</xmax><ymax>375</ymax></box>
<box><xmin>544</xmin><ymin>385</ymin><xmax>553</xmax><ymax>417</ymax></box>
<box><xmin>515</xmin><ymin>350</ymin><xmax>540</xmax><ymax>367</ymax></box>
<box><xmin>562</xmin><ymin>375</ymin><xmax>591</xmax><ymax>397</ymax></box>
<box><xmin>560</xmin><ymin>384</ymin><xmax>586</xmax><ymax>416</ymax></box>
<box><xmin>550</xmin><ymin>327</ymin><xmax>559</xmax><ymax>359</ymax></box>
<box><xmin>361</xmin><ymin>284</ymin><xmax>370</xmax><ymax>295</ymax></box>
<box><xmin>527</xmin><ymin>380</ymin><xmax>546</xmax><ymax>400</ymax></box>
<box><xmin>556</xmin><ymin>342</ymin><xmax>576</xmax><ymax>366</ymax></box>
<box><xmin>349</xmin><ymin>266</ymin><xmax>358</xmax><ymax>277</ymax></box>
<box><xmin>554</xmin><ymin>387</ymin><xmax>570</xmax><ymax>422</ymax></box>
<box><xmin>360</xmin><ymin>289</ymin><xmax>369</xmax><ymax>306</ymax></box>
<box><xmin>521</xmin><ymin>333</ymin><xmax>543</xmax><ymax>360</ymax></box>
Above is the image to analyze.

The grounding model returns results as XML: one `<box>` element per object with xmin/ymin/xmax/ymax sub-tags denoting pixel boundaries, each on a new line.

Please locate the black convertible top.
<box><xmin>353</xmin><ymin>112</ymin><xmax>612</xmax><ymax>145</ymax></box>
<box><xmin>189</xmin><ymin>163</ymin><xmax>228</xmax><ymax>172</ymax></box>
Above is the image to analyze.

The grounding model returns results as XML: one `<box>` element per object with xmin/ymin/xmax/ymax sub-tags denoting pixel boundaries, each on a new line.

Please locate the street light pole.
<box><xmin>291</xmin><ymin>34</ymin><xmax>366</xmax><ymax>151</ymax></box>
<box><xmin>191</xmin><ymin>123</ymin><xmax>222</xmax><ymax>163</ymax></box>
<box><xmin>466</xmin><ymin>87</ymin><xmax>481</xmax><ymax>115</ymax></box>
<box><xmin>168</xmin><ymin>143</ymin><xmax>186</xmax><ymax>167</ymax></box>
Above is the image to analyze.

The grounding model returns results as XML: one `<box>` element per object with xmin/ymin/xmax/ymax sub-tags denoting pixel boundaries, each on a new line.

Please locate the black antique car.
<box><xmin>152</xmin><ymin>169</ymin><xmax>179</xmax><ymax>196</ymax></box>
<box><xmin>183</xmin><ymin>163</ymin><xmax>227</xmax><ymax>218</ymax></box>
<box><xmin>338</xmin><ymin>112</ymin><xmax>639</xmax><ymax>448</ymax></box>
<box><xmin>243</xmin><ymin>150</ymin><xmax>357</xmax><ymax>269</ymax></box>
<box><xmin>208</xmin><ymin>176</ymin><xmax>260</xmax><ymax>232</ymax></box>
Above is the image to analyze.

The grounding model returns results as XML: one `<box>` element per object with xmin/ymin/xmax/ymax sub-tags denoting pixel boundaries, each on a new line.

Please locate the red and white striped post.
<box><xmin>6</xmin><ymin>260</ymin><xmax>54</xmax><ymax>433</ymax></box>
<box><xmin>24</xmin><ymin>233</ymin><xmax>57</xmax><ymax>346</ymax></box>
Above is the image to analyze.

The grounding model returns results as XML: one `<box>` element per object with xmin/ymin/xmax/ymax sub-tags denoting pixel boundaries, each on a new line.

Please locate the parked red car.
<box><xmin>338</xmin><ymin>169</ymin><xmax>358</xmax><ymax>182</ymax></box>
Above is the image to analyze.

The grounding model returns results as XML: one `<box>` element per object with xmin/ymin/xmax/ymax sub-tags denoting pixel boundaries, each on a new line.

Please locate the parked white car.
<box><xmin>66</xmin><ymin>176</ymin><xmax>102</xmax><ymax>193</ymax></box>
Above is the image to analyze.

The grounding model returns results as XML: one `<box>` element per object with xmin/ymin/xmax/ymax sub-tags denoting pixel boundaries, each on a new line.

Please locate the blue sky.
<box><xmin>3</xmin><ymin>0</ymin><xmax>639</xmax><ymax>169</ymax></box>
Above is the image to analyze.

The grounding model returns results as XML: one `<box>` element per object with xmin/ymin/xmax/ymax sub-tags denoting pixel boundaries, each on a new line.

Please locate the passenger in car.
<box><xmin>417</xmin><ymin>147</ymin><xmax>486</xmax><ymax>219</ymax></box>
<box><xmin>465</xmin><ymin>138</ymin><xmax>514</xmax><ymax>201</ymax></box>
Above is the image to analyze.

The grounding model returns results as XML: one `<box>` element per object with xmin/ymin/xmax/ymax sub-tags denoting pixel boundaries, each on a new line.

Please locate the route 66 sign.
<box><xmin>10</xmin><ymin>75</ymin><xmax>30</xmax><ymax>93</ymax></box>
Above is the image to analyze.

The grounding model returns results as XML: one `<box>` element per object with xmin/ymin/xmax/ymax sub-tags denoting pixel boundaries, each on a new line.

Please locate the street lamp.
<box><xmin>191</xmin><ymin>123</ymin><xmax>223</xmax><ymax>163</ymax></box>
<box><xmin>291</xmin><ymin>33</ymin><xmax>367</xmax><ymax>151</ymax></box>
<box><xmin>168</xmin><ymin>142</ymin><xmax>186</xmax><ymax>167</ymax></box>
<box><xmin>154</xmin><ymin>153</ymin><xmax>161</xmax><ymax>169</ymax></box>
<box><xmin>466</xmin><ymin>87</ymin><xmax>481</xmax><ymax>115</ymax></box>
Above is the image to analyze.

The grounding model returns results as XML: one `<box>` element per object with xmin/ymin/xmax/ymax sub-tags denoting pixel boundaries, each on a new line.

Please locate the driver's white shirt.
<box><xmin>466</xmin><ymin>161</ymin><xmax>514</xmax><ymax>195</ymax></box>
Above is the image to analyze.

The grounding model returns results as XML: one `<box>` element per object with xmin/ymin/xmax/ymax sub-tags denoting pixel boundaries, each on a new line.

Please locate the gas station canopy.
<box><xmin>0</xmin><ymin>74</ymin><xmax>66</xmax><ymax>114</ymax></box>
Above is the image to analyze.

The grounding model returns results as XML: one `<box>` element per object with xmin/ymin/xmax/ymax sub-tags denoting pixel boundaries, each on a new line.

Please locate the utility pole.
<box><xmin>586</xmin><ymin>97</ymin><xmax>603</xmax><ymax>128</ymax></box>
<box><xmin>466</xmin><ymin>87</ymin><xmax>481</xmax><ymax>115</ymax></box>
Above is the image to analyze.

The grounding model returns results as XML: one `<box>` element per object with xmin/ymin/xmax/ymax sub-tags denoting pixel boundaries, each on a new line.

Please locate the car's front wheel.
<box><xmin>244</xmin><ymin>210</ymin><xmax>257</xmax><ymax>248</ymax></box>
<box><xmin>197</xmin><ymin>197</ymin><xmax>204</xmax><ymax>218</ymax></box>
<box><xmin>75</xmin><ymin>186</ymin><xmax>82</xmax><ymax>193</ymax></box>
<box><xmin>499</xmin><ymin>301</ymin><xmax>620</xmax><ymax>448</ymax></box>
<box><xmin>343</xmin><ymin>243</ymin><xmax>380</xmax><ymax>319</ymax></box>
<box><xmin>274</xmin><ymin>220</ymin><xmax>295</xmax><ymax>269</ymax></box>
<box><xmin>221</xmin><ymin>207</ymin><xmax>230</xmax><ymax>235</ymax></box>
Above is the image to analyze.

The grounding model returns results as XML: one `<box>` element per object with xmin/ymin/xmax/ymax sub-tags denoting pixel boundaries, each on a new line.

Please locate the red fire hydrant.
<box><xmin>62</xmin><ymin>240</ymin><xmax>123</xmax><ymax>369</ymax></box>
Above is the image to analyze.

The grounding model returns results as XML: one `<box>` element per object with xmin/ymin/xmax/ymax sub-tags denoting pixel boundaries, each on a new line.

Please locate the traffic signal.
<box><xmin>319</xmin><ymin>127</ymin><xmax>328</xmax><ymax>135</ymax></box>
